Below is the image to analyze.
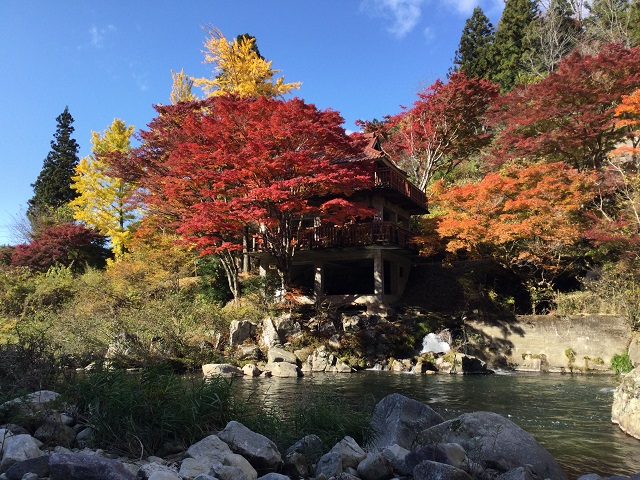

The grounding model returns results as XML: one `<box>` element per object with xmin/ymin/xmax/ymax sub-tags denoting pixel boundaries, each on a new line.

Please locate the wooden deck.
<box><xmin>297</xmin><ymin>221</ymin><xmax>415</xmax><ymax>250</ymax></box>
<box><xmin>374</xmin><ymin>167</ymin><xmax>428</xmax><ymax>212</ymax></box>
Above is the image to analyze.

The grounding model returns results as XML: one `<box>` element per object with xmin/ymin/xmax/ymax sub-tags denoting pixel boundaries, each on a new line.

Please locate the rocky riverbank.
<box><xmin>0</xmin><ymin>389</ymin><xmax>637</xmax><ymax>480</ymax></box>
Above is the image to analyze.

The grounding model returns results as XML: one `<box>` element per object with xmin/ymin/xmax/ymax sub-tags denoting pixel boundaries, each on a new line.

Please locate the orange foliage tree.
<box><xmin>586</xmin><ymin>88</ymin><xmax>640</xmax><ymax>255</ymax></box>
<box><xmin>433</xmin><ymin>162</ymin><xmax>596</xmax><ymax>312</ymax></box>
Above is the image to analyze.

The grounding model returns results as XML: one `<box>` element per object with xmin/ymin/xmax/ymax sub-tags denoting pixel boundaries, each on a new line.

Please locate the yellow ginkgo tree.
<box><xmin>70</xmin><ymin>119</ymin><xmax>138</xmax><ymax>258</ymax></box>
<box><xmin>193</xmin><ymin>26</ymin><xmax>301</xmax><ymax>98</ymax></box>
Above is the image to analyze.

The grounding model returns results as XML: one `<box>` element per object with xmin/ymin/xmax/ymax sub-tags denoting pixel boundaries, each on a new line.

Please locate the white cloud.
<box><xmin>361</xmin><ymin>0</ymin><xmax>426</xmax><ymax>38</ymax></box>
<box><xmin>423</xmin><ymin>26</ymin><xmax>436</xmax><ymax>42</ymax></box>
<box><xmin>89</xmin><ymin>24</ymin><xmax>116</xmax><ymax>48</ymax></box>
<box><xmin>441</xmin><ymin>0</ymin><xmax>480</xmax><ymax>15</ymax></box>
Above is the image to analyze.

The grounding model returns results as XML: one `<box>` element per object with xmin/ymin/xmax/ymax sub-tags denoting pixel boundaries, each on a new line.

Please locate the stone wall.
<box><xmin>466</xmin><ymin>314</ymin><xmax>633</xmax><ymax>373</ymax></box>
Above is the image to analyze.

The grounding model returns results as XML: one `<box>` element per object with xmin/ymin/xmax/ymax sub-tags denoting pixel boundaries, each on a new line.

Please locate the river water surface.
<box><xmin>233</xmin><ymin>371</ymin><xmax>640</xmax><ymax>479</ymax></box>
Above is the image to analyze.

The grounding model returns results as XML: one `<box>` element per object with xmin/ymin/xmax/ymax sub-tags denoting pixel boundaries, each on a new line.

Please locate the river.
<box><xmin>233</xmin><ymin>370</ymin><xmax>640</xmax><ymax>479</ymax></box>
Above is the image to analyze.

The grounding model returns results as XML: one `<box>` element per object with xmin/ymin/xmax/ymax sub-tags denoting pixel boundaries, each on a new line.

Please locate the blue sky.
<box><xmin>0</xmin><ymin>0</ymin><xmax>504</xmax><ymax>246</ymax></box>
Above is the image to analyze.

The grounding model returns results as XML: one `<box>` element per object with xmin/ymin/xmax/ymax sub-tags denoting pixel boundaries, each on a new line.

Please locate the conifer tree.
<box><xmin>630</xmin><ymin>0</ymin><xmax>640</xmax><ymax>45</ymax></box>
<box><xmin>27</xmin><ymin>107</ymin><xmax>80</xmax><ymax>220</ymax></box>
<box><xmin>492</xmin><ymin>0</ymin><xmax>539</xmax><ymax>91</ymax></box>
<box><xmin>453</xmin><ymin>7</ymin><xmax>497</xmax><ymax>80</ymax></box>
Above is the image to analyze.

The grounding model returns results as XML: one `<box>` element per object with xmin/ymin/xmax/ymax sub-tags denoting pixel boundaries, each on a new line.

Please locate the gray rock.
<box><xmin>138</xmin><ymin>463</ymin><xmax>180</xmax><ymax>480</ymax></box>
<box><xmin>76</xmin><ymin>426</ymin><xmax>96</xmax><ymax>447</ymax></box>
<box><xmin>210</xmin><ymin>464</ymin><xmax>254</xmax><ymax>480</ymax></box>
<box><xmin>49</xmin><ymin>452</ymin><xmax>136</xmax><ymax>480</ymax></box>
<box><xmin>185</xmin><ymin>434</ymin><xmax>256</xmax><ymax>479</ymax></box>
<box><xmin>242</xmin><ymin>363</ymin><xmax>262</xmax><ymax>377</ymax></box>
<box><xmin>263</xmin><ymin>362</ymin><xmax>300</xmax><ymax>378</ymax></box>
<box><xmin>413</xmin><ymin>460</ymin><xmax>474</xmax><ymax>480</ymax></box>
<box><xmin>192</xmin><ymin>475</ymin><xmax>217</xmax><ymax>480</ymax></box>
<box><xmin>283</xmin><ymin>434</ymin><xmax>323</xmax><ymax>479</ymax></box>
<box><xmin>261</xmin><ymin>318</ymin><xmax>280</xmax><ymax>348</ymax></box>
<box><xmin>5</xmin><ymin>455</ymin><xmax>50</xmax><ymax>480</ymax></box>
<box><xmin>315</xmin><ymin>449</ymin><xmax>342</xmax><ymax>479</ymax></box>
<box><xmin>416</xmin><ymin>412</ymin><xmax>567</xmax><ymax>480</ymax></box>
<box><xmin>356</xmin><ymin>451</ymin><xmax>394</xmax><ymax>480</ymax></box>
<box><xmin>178</xmin><ymin>457</ymin><xmax>209</xmax><ymax>479</ymax></box>
<box><xmin>0</xmin><ymin>390</ymin><xmax>61</xmax><ymax>415</ymax></box>
<box><xmin>267</xmin><ymin>346</ymin><xmax>298</xmax><ymax>365</ymax></box>
<box><xmin>147</xmin><ymin>471</ymin><xmax>182</xmax><ymax>480</ymax></box>
<box><xmin>217</xmin><ymin>421</ymin><xmax>282</xmax><ymax>472</ymax></box>
<box><xmin>612</xmin><ymin>366</ymin><xmax>640</xmax><ymax>439</ymax></box>
<box><xmin>576</xmin><ymin>475</ymin><xmax>603</xmax><ymax>480</ymax></box>
<box><xmin>0</xmin><ymin>434</ymin><xmax>45</xmax><ymax>473</ymax></box>
<box><xmin>381</xmin><ymin>444</ymin><xmax>411</xmax><ymax>476</ymax></box>
<box><xmin>237</xmin><ymin>346</ymin><xmax>263</xmax><ymax>361</ymax></box>
<box><xmin>257</xmin><ymin>474</ymin><xmax>291</xmax><ymax>480</ymax></box>
<box><xmin>369</xmin><ymin>393</ymin><xmax>445</xmax><ymax>450</ymax></box>
<box><xmin>315</xmin><ymin>436</ymin><xmax>366</xmax><ymax>478</ymax></box>
<box><xmin>202</xmin><ymin>363</ymin><xmax>244</xmax><ymax>378</ymax></box>
<box><xmin>229</xmin><ymin>320</ymin><xmax>257</xmax><ymax>346</ymax></box>
<box><xmin>496</xmin><ymin>466</ymin><xmax>542</xmax><ymax>480</ymax></box>
<box><xmin>33</xmin><ymin>421</ymin><xmax>75</xmax><ymax>447</ymax></box>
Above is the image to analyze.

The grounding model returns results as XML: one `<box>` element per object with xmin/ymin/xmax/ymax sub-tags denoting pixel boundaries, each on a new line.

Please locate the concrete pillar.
<box><xmin>373</xmin><ymin>251</ymin><xmax>383</xmax><ymax>297</ymax></box>
<box><xmin>314</xmin><ymin>262</ymin><xmax>324</xmax><ymax>297</ymax></box>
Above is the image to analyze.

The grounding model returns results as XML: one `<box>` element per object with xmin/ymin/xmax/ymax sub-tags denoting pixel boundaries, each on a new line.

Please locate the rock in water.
<box><xmin>612</xmin><ymin>366</ymin><xmax>640</xmax><ymax>439</ymax></box>
<box><xmin>416</xmin><ymin>411</ymin><xmax>567</xmax><ymax>480</ymax></box>
<box><xmin>369</xmin><ymin>393</ymin><xmax>444</xmax><ymax>450</ymax></box>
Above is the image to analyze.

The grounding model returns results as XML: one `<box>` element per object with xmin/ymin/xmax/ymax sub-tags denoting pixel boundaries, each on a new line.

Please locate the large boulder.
<box><xmin>263</xmin><ymin>362</ymin><xmax>301</xmax><ymax>378</ymax></box>
<box><xmin>229</xmin><ymin>320</ymin><xmax>257</xmax><ymax>346</ymax></box>
<box><xmin>413</xmin><ymin>460</ymin><xmax>474</xmax><ymax>480</ymax></box>
<box><xmin>612</xmin><ymin>366</ymin><xmax>640</xmax><ymax>439</ymax></box>
<box><xmin>217</xmin><ymin>421</ymin><xmax>282</xmax><ymax>473</ymax></box>
<box><xmin>185</xmin><ymin>434</ymin><xmax>256</xmax><ymax>479</ymax></box>
<box><xmin>267</xmin><ymin>346</ymin><xmax>298</xmax><ymax>365</ymax></box>
<box><xmin>5</xmin><ymin>455</ymin><xmax>50</xmax><ymax>480</ymax></box>
<box><xmin>416</xmin><ymin>411</ymin><xmax>567</xmax><ymax>480</ymax></box>
<box><xmin>369</xmin><ymin>393</ymin><xmax>444</xmax><ymax>450</ymax></box>
<box><xmin>49</xmin><ymin>452</ymin><xmax>136</xmax><ymax>480</ymax></box>
<box><xmin>0</xmin><ymin>434</ymin><xmax>45</xmax><ymax>472</ymax></box>
<box><xmin>201</xmin><ymin>363</ymin><xmax>244</xmax><ymax>378</ymax></box>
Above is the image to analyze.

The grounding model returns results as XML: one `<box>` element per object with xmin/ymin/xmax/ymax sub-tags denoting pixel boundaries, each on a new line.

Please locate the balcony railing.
<box><xmin>297</xmin><ymin>221</ymin><xmax>415</xmax><ymax>250</ymax></box>
<box><xmin>374</xmin><ymin>167</ymin><xmax>428</xmax><ymax>211</ymax></box>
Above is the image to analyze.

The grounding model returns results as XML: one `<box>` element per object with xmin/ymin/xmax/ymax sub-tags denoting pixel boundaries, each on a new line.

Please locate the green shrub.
<box><xmin>65</xmin><ymin>366</ymin><xmax>234</xmax><ymax>456</ymax></box>
<box><xmin>0</xmin><ymin>266</ymin><xmax>36</xmax><ymax>316</ymax></box>
<box><xmin>611</xmin><ymin>351</ymin><xmax>634</xmax><ymax>375</ymax></box>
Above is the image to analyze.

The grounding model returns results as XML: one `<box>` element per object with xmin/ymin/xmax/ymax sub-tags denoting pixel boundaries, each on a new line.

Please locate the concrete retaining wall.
<box><xmin>466</xmin><ymin>315</ymin><xmax>634</xmax><ymax>373</ymax></box>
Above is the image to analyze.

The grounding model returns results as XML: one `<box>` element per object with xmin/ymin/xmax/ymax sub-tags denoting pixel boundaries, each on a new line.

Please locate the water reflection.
<box><xmin>231</xmin><ymin>371</ymin><xmax>640</xmax><ymax>479</ymax></box>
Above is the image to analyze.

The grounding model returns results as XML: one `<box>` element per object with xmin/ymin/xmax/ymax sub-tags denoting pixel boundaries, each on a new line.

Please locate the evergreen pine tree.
<box><xmin>453</xmin><ymin>7</ymin><xmax>497</xmax><ymax>80</ymax></box>
<box><xmin>492</xmin><ymin>0</ymin><xmax>539</xmax><ymax>91</ymax></box>
<box><xmin>27</xmin><ymin>107</ymin><xmax>80</xmax><ymax>220</ymax></box>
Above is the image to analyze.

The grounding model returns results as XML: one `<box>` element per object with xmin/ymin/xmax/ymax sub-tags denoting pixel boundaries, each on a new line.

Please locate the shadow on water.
<box><xmin>233</xmin><ymin>371</ymin><xmax>640</xmax><ymax>480</ymax></box>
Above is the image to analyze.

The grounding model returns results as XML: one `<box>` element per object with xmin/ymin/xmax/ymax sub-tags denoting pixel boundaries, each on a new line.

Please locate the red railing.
<box><xmin>374</xmin><ymin>168</ymin><xmax>427</xmax><ymax>211</ymax></box>
<box><xmin>297</xmin><ymin>221</ymin><xmax>415</xmax><ymax>250</ymax></box>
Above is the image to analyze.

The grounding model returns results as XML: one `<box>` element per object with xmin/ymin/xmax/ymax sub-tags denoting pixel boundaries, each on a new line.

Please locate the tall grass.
<box><xmin>64</xmin><ymin>366</ymin><xmax>234</xmax><ymax>457</ymax></box>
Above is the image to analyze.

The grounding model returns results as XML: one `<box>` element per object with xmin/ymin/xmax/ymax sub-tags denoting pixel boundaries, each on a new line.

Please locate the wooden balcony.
<box><xmin>373</xmin><ymin>167</ymin><xmax>428</xmax><ymax>214</ymax></box>
<box><xmin>297</xmin><ymin>221</ymin><xmax>415</xmax><ymax>250</ymax></box>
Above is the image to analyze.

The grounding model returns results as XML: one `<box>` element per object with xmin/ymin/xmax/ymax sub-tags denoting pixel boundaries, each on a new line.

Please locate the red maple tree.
<box><xmin>488</xmin><ymin>43</ymin><xmax>640</xmax><ymax>172</ymax></box>
<box><xmin>381</xmin><ymin>72</ymin><xmax>499</xmax><ymax>190</ymax></box>
<box><xmin>130</xmin><ymin>95</ymin><xmax>372</xmax><ymax>294</ymax></box>
<box><xmin>11</xmin><ymin>223</ymin><xmax>109</xmax><ymax>272</ymax></box>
